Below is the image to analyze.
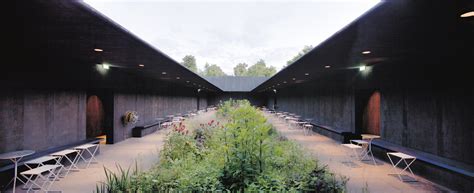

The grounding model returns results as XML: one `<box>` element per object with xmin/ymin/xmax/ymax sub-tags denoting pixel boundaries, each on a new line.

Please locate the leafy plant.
<box><xmin>97</xmin><ymin>99</ymin><xmax>347</xmax><ymax>192</ymax></box>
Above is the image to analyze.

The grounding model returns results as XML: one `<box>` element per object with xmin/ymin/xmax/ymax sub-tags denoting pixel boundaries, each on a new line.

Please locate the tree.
<box><xmin>246</xmin><ymin>59</ymin><xmax>276</xmax><ymax>77</ymax></box>
<box><xmin>181</xmin><ymin>55</ymin><xmax>198</xmax><ymax>73</ymax></box>
<box><xmin>285</xmin><ymin>45</ymin><xmax>313</xmax><ymax>67</ymax></box>
<box><xmin>202</xmin><ymin>63</ymin><xmax>226</xmax><ymax>76</ymax></box>
<box><xmin>233</xmin><ymin>63</ymin><xmax>248</xmax><ymax>76</ymax></box>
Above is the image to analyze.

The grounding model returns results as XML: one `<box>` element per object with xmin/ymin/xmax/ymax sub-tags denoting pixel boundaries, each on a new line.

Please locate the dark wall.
<box><xmin>113</xmin><ymin>92</ymin><xmax>198</xmax><ymax>143</ymax></box>
<box><xmin>266</xmin><ymin>86</ymin><xmax>474</xmax><ymax>165</ymax></box>
<box><xmin>0</xmin><ymin>90</ymin><xmax>86</xmax><ymax>154</ymax></box>
<box><xmin>273</xmin><ymin>86</ymin><xmax>355</xmax><ymax>132</ymax></box>
<box><xmin>381</xmin><ymin>88</ymin><xmax>474</xmax><ymax>165</ymax></box>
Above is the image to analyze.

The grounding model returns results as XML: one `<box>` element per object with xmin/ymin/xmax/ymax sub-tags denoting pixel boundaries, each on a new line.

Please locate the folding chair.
<box><xmin>350</xmin><ymin>139</ymin><xmax>377</xmax><ymax>165</ymax></box>
<box><xmin>20</xmin><ymin>164</ymin><xmax>61</xmax><ymax>193</ymax></box>
<box><xmin>387</xmin><ymin>152</ymin><xmax>417</xmax><ymax>182</ymax></box>
<box><xmin>74</xmin><ymin>144</ymin><xmax>100</xmax><ymax>168</ymax></box>
<box><xmin>23</xmin><ymin>156</ymin><xmax>63</xmax><ymax>190</ymax></box>
<box><xmin>303</xmin><ymin>124</ymin><xmax>313</xmax><ymax>136</ymax></box>
<box><xmin>51</xmin><ymin>149</ymin><xmax>80</xmax><ymax>177</ymax></box>
<box><xmin>342</xmin><ymin>143</ymin><xmax>362</xmax><ymax>163</ymax></box>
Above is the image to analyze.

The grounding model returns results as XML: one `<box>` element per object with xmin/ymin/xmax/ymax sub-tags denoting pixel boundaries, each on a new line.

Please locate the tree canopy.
<box><xmin>233</xmin><ymin>63</ymin><xmax>248</xmax><ymax>76</ymax></box>
<box><xmin>202</xmin><ymin>63</ymin><xmax>226</xmax><ymax>77</ymax></box>
<box><xmin>181</xmin><ymin>55</ymin><xmax>198</xmax><ymax>73</ymax></box>
<box><xmin>245</xmin><ymin>59</ymin><xmax>276</xmax><ymax>77</ymax></box>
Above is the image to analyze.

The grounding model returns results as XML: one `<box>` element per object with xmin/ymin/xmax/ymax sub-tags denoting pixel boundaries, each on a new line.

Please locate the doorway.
<box><xmin>355</xmin><ymin>90</ymin><xmax>381</xmax><ymax>135</ymax></box>
<box><xmin>86</xmin><ymin>90</ymin><xmax>114</xmax><ymax>144</ymax></box>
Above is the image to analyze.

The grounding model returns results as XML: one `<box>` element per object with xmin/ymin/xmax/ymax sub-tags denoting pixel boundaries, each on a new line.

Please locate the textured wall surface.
<box><xmin>275</xmin><ymin>87</ymin><xmax>355</xmax><ymax>133</ymax></box>
<box><xmin>269</xmin><ymin>86</ymin><xmax>474</xmax><ymax>165</ymax></box>
<box><xmin>381</xmin><ymin>88</ymin><xmax>474</xmax><ymax>165</ymax></box>
<box><xmin>113</xmin><ymin>93</ymin><xmax>198</xmax><ymax>143</ymax></box>
<box><xmin>0</xmin><ymin>90</ymin><xmax>86</xmax><ymax>153</ymax></box>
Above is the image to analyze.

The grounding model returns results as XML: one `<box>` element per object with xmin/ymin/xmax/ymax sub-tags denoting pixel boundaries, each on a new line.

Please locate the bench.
<box><xmin>308</xmin><ymin>122</ymin><xmax>358</xmax><ymax>143</ymax></box>
<box><xmin>132</xmin><ymin>118</ymin><xmax>166</xmax><ymax>137</ymax></box>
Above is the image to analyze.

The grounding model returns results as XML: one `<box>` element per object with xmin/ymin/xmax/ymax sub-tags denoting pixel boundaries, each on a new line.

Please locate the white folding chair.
<box><xmin>74</xmin><ymin>144</ymin><xmax>100</xmax><ymax>168</ymax></box>
<box><xmin>303</xmin><ymin>124</ymin><xmax>313</xmax><ymax>136</ymax></box>
<box><xmin>342</xmin><ymin>143</ymin><xmax>362</xmax><ymax>163</ymax></box>
<box><xmin>50</xmin><ymin>149</ymin><xmax>80</xmax><ymax>177</ymax></box>
<box><xmin>387</xmin><ymin>152</ymin><xmax>417</xmax><ymax>182</ymax></box>
<box><xmin>350</xmin><ymin>139</ymin><xmax>376</xmax><ymax>165</ymax></box>
<box><xmin>20</xmin><ymin>165</ymin><xmax>61</xmax><ymax>193</ymax></box>
<box><xmin>22</xmin><ymin>156</ymin><xmax>63</xmax><ymax>190</ymax></box>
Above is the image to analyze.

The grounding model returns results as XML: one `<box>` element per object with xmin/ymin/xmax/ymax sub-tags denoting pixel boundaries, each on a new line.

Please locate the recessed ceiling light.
<box><xmin>94</xmin><ymin>48</ymin><xmax>103</xmax><ymax>52</ymax></box>
<box><xmin>304</xmin><ymin>73</ymin><xmax>309</xmax><ymax>76</ymax></box>
<box><xmin>277</xmin><ymin>83</ymin><xmax>280</xmax><ymax>86</ymax></box>
<box><xmin>186</xmin><ymin>81</ymin><xmax>190</xmax><ymax>83</ymax></box>
<box><xmin>359</xmin><ymin>65</ymin><xmax>366</xmax><ymax>71</ymax></box>
<box><xmin>138</xmin><ymin>64</ymin><xmax>145</xmax><ymax>67</ymax></box>
<box><xmin>362</xmin><ymin>51</ymin><xmax>371</xmax><ymax>55</ymax></box>
<box><xmin>461</xmin><ymin>11</ymin><xmax>474</xmax><ymax>18</ymax></box>
<box><xmin>176</xmin><ymin>77</ymin><xmax>180</xmax><ymax>79</ymax></box>
<box><xmin>325</xmin><ymin>65</ymin><xmax>331</xmax><ymax>68</ymax></box>
<box><xmin>162</xmin><ymin>72</ymin><xmax>167</xmax><ymax>75</ymax></box>
<box><xmin>283</xmin><ymin>81</ymin><xmax>287</xmax><ymax>83</ymax></box>
<box><xmin>292</xmin><ymin>78</ymin><xmax>296</xmax><ymax>80</ymax></box>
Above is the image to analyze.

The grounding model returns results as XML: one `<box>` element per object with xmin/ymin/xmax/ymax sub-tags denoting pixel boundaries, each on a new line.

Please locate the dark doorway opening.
<box><xmin>355</xmin><ymin>90</ymin><xmax>381</xmax><ymax>135</ymax></box>
<box><xmin>86</xmin><ymin>90</ymin><xmax>114</xmax><ymax>144</ymax></box>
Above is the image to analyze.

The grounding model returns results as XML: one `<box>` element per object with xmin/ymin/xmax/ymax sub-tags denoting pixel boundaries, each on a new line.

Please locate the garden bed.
<box><xmin>96</xmin><ymin>100</ymin><xmax>347</xmax><ymax>192</ymax></box>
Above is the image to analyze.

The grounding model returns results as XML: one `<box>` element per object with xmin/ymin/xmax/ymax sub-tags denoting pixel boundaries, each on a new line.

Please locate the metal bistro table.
<box><xmin>0</xmin><ymin>150</ymin><xmax>35</xmax><ymax>193</ymax></box>
<box><xmin>351</xmin><ymin>134</ymin><xmax>380</xmax><ymax>165</ymax></box>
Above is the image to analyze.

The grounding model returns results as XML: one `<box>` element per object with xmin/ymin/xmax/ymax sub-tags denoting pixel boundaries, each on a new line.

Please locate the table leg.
<box><xmin>13</xmin><ymin>159</ymin><xmax>17</xmax><ymax>193</ymax></box>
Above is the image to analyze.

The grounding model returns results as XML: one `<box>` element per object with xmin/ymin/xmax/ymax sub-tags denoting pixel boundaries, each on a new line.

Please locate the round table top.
<box><xmin>0</xmin><ymin>150</ymin><xmax>35</xmax><ymax>160</ymax></box>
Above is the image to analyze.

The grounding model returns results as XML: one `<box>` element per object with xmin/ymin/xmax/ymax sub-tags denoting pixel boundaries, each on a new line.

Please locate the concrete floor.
<box><xmin>264</xmin><ymin>112</ymin><xmax>453</xmax><ymax>193</ymax></box>
<box><xmin>7</xmin><ymin>110</ymin><xmax>452</xmax><ymax>193</ymax></box>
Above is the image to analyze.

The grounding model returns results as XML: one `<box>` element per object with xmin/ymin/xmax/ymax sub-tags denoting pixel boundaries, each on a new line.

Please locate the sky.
<box><xmin>84</xmin><ymin>0</ymin><xmax>379</xmax><ymax>75</ymax></box>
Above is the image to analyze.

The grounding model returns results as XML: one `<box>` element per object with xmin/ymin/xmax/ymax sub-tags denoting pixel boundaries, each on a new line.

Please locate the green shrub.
<box><xmin>96</xmin><ymin>99</ymin><xmax>347</xmax><ymax>192</ymax></box>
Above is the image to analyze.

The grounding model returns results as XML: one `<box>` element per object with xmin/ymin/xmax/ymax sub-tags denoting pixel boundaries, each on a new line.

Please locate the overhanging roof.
<box><xmin>10</xmin><ymin>0</ymin><xmax>221</xmax><ymax>92</ymax></box>
<box><xmin>253</xmin><ymin>0</ymin><xmax>474</xmax><ymax>92</ymax></box>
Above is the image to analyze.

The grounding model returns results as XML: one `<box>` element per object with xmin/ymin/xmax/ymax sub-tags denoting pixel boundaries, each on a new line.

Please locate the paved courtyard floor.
<box><xmin>263</xmin><ymin>112</ymin><xmax>453</xmax><ymax>193</ymax></box>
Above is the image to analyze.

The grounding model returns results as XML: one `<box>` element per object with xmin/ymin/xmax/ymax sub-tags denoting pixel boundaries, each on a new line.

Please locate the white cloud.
<box><xmin>84</xmin><ymin>0</ymin><xmax>378</xmax><ymax>75</ymax></box>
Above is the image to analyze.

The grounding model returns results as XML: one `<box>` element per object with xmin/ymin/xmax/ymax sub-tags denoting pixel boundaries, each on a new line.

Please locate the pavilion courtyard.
<box><xmin>2</xmin><ymin>0</ymin><xmax>473</xmax><ymax>192</ymax></box>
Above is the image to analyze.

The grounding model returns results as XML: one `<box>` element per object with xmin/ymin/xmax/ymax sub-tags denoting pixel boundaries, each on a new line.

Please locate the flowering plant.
<box><xmin>123</xmin><ymin>111</ymin><xmax>139</xmax><ymax>126</ymax></box>
<box><xmin>172</xmin><ymin>122</ymin><xmax>188</xmax><ymax>135</ymax></box>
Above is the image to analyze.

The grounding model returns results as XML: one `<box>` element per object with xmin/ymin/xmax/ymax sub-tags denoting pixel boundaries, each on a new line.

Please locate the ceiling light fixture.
<box><xmin>359</xmin><ymin>65</ymin><xmax>366</xmax><ymax>71</ymax></box>
<box><xmin>176</xmin><ymin>77</ymin><xmax>180</xmax><ymax>79</ymax></box>
<box><xmin>292</xmin><ymin>78</ymin><xmax>296</xmax><ymax>80</ymax></box>
<box><xmin>186</xmin><ymin>81</ymin><xmax>190</xmax><ymax>83</ymax></box>
<box><xmin>305</xmin><ymin>73</ymin><xmax>309</xmax><ymax>76</ymax></box>
<box><xmin>138</xmin><ymin>64</ymin><xmax>145</xmax><ymax>67</ymax></box>
<box><xmin>325</xmin><ymin>65</ymin><xmax>331</xmax><ymax>68</ymax></box>
<box><xmin>162</xmin><ymin>72</ymin><xmax>167</xmax><ymax>75</ymax></box>
<box><xmin>102</xmin><ymin>64</ymin><xmax>109</xmax><ymax>70</ymax></box>
<box><xmin>283</xmin><ymin>81</ymin><xmax>287</xmax><ymax>83</ymax></box>
<box><xmin>94</xmin><ymin>48</ymin><xmax>103</xmax><ymax>52</ymax></box>
<box><xmin>362</xmin><ymin>50</ymin><xmax>371</xmax><ymax>55</ymax></box>
<box><xmin>461</xmin><ymin>11</ymin><xmax>474</xmax><ymax>18</ymax></box>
